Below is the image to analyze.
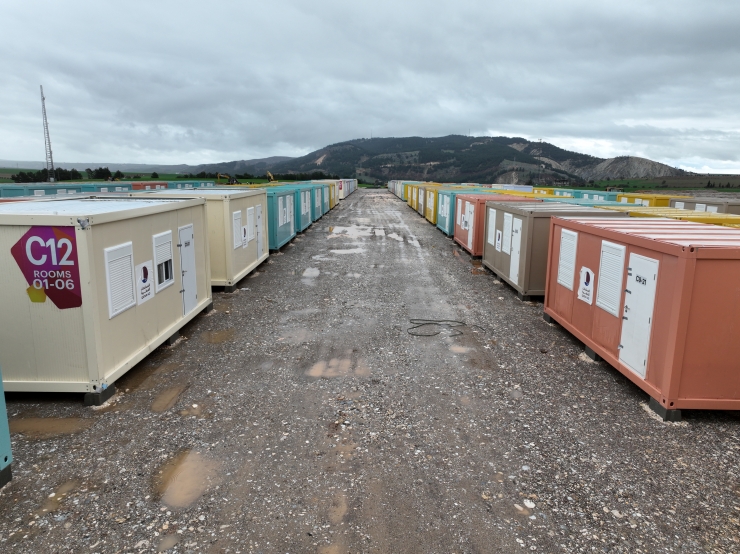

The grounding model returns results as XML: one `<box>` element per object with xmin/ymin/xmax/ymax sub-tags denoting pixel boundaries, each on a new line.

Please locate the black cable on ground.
<box><xmin>407</xmin><ymin>319</ymin><xmax>486</xmax><ymax>337</ymax></box>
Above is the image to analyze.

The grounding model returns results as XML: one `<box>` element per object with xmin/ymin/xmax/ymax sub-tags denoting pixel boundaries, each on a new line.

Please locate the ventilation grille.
<box><xmin>556</xmin><ymin>229</ymin><xmax>578</xmax><ymax>290</ymax></box>
<box><xmin>233</xmin><ymin>211</ymin><xmax>242</xmax><ymax>249</ymax></box>
<box><xmin>595</xmin><ymin>240</ymin><xmax>626</xmax><ymax>317</ymax></box>
<box><xmin>105</xmin><ymin>242</ymin><xmax>135</xmax><ymax>319</ymax></box>
<box><xmin>487</xmin><ymin>208</ymin><xmax>497</xmax><ymax>245</ymax></box>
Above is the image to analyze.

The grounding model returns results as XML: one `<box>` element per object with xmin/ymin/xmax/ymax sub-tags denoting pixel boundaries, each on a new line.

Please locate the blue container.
<box><xmin>272</xmin><ymin>186</ymin><xmax>311</xmax><ymax>232</ymax></box>
<box><xmin>0</xmin><ymin>367</ymin><xmax>12</xmax><ymax>487</ymax></box>
<box><xmin>23</xmin><ymin>183</ymin><xmax>84</xmax><ymax>197</ymax></box>
<box><xmin>266</xmin><ymin>188</ymin><xmax>297</xmax><ymax>250</ymax></box>
<box><xmin>78</xmin><ymin>183</ymin><xmax>133</xmax><ymax>193</ymax></box>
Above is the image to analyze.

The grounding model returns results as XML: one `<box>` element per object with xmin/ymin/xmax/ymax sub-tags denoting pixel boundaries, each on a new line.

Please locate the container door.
<box><xmin>509</xmin><ymin>217</ymin><xmax>522</xmax><ymax>285</ymax></box>
<box><xmin>466</xmin><ymin>202</ymin><xmax>475</xmax><ymax>249</ymax></box>
<box><xmin>178</xmin><ymin>224</ymin><xmax>198</xmax><ymax>316</ymax></box>
<box><xmin>256</xmin><ymin>204</ymin><xmax>264</xmax><ymax>258</ymax></box>
<box><xmin>619</xmin><ymin>253</ymin><xmax>659</xmax><ymax>378</ymax></box>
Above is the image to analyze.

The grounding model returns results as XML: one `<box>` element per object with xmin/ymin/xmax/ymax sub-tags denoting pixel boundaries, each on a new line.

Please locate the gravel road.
<box><xmin>1</xmin><ymin>188</ymin><xmax>739</xmax><ymax>553</ymax></box>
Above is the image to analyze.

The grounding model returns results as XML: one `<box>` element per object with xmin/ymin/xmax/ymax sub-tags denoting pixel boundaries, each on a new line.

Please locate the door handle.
<box><xmin>622</xmin><ymin>316</ymin><xmax>628</xmax><ymax>320</ymax></box>
<box><xmin>625</xmin><ymin>289</ymin><xmax>631</xmax><ymax>294</ymax></box>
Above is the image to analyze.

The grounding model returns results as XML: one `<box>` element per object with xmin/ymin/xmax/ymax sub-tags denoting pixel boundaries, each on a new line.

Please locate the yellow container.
<box><xmin>600</xmin><ymin>206</ymin><xmax>740</xmax><ymax>226</ymax></box>
<box><xmin>616</xmin><ymin>193</ymin><xmax>690</xmax><ymax>207</ymax></box>
<box><xmin>329</xmin><ymin>183</ymin><xmax>337</xmax><ymax>209</ymax></box>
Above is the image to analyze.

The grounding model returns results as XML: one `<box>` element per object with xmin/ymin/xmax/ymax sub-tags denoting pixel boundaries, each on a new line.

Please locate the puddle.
<box><xmin>329</xmin><ymin>493</ymin><xmax>349</xmax><ymax>524</ymax></box>
<box><xmin>118</xmin><ymin>362</ymin><xmax>182</xmax><ymax>392</ymax></box>
<box><xmin>35</xmin><ymin>480</ymin><xmax>79</xmax><ymax>515</ymax></box>
<box><xmin>201</xmin><ymin>329</ymin><xmax>236</xmax><ymax>344</ymax></box>
<box><xmin>449</xmin><ymin>345</ymin><xmax>472</xmax><ymax>354</ymax></box>
<box><xmin>328</xmin><ymin>225</ymin><xmax>373</xmax><ymax>238</ymax></box>
<box><xmin>9</xmin><ymin>418</ymin><xmax>93</xmax><ymax>439</ymax></box>
<box><xmin>279</xmin><ymin>328</ymin><xmax>315</xmax><ymax>344</ymax></box>
<box><xmin>330</xmin><ymin>248</ymin><xmax>366</xmax><ymax>255</ymax></box>
<box><xmin>387</xmin><ymin>233</ymin><xmax>404</xmax><ymax>242</ymax></box>
<box><xmin>179</xmin><ymin>403</ymin><xmax>204</xmax><ymax>417</ymax></box>
<box><xmin>302</xmin><ymin>267</ymin><xmax>320</xmax><ymax>278</ymax></box>
<box><xmin>155</xmin><ymin>450</ymin><xmax>222</xmax><ymax>508</ymax></box>
<box><xmin>346</xmin><ymin>273</ymin><xmax>362</xmax><ymax>278</ymax></box>
<box><xmin>459</xmin><ymin>396</ymin><xmax>471</xmax><ymax>405</ymax></box>
<box><xmin>157</xmin><ymin>535</ymin><xmax>180</xmax><ymax>551</ymax></box>
<box><xmin>151</xmin><ymin>384</ymin><xmax>189</xmax><ymax>413</ymax></box>
<box><xmin>307</xmin><ymin>357</ymin><xmax>371</xmax><ymax>378</ymax></box>
<box><xmin>374</xmin><ymin>229</ymin><xmax>385</xmax><ymax>236</ymax></box>
<box><xmin>471</xmin><ymin>268</ymin><xmax>487</xmax><ymax>275</ymax></box>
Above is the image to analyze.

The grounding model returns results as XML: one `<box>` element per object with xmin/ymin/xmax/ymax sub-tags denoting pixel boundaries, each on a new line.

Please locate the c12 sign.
<box><xmin>10</xmin><ymin>226</ymin><xmax>82</xmax><ymax>309</ymax></box>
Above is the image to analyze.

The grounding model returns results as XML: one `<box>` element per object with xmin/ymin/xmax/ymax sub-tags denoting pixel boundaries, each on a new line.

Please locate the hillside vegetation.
<box><xmin>267</xmin><ymin>136</ymin><xmax>687</xmax><ymax>184</ymax></box>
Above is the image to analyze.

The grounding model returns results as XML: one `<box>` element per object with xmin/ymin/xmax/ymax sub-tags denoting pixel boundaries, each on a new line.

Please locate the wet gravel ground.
<box><xmin>1</xmin><ymin>188</ymin><xmax>740</xmax><ymax>553</ymax></box>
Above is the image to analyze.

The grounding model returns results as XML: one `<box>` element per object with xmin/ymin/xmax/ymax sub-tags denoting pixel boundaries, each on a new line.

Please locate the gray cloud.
<box><xmin>1</xmin><ymin>0</ymin><xmax>739</xmax><ymax>172</ymax></box>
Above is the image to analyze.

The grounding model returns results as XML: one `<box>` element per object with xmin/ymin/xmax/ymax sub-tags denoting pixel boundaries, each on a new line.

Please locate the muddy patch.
<box><xmin>35</xmin><ymin>480</ymin><xmax>80</xmax><ymax>515</ymax></box>
<box><xmin>157</xmin><ymin>534</ymin><xmax>180</xmax><ymax>551</ymax></box>
<box><xmin>201</xmin><ymin>329</ymin><xmax>236</xmax><ymax>344</ymax></box>
<box><xmin>179</xmin><ymin>402</ymin><xmax>204</xmax><ymax>418</ymax></box>
<box><xmin>329</xmin><ymin>493</ymin><xmax>349</xmax><ymax>524</ymax></box>
<box><xmin>307</xmin><ymin>358</ymin><xmax>371</xmax><ymax>378</ymax></box>
<box><xmin>9</xmin><ymin>418</ymin><xmax>93</xmax><ymax>439</ymax></box>
<box><xmin>151</xmin><ymin>384</ymin><xmax>189</xmax><ymax>413</ymax></box>
<box><xmin>155</xmin><ymin>450</ymin><xmax>222</xmax><ymax>508</ymax></box>
<box><xmin>449</xmin><ymin>345</ymin><xmax>472</xmax><ymax>354</ymax></box>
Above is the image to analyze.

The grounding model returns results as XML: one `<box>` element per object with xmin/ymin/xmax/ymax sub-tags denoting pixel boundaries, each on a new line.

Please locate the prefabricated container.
<box><xmin>79</xmin><ymin>183</ymin><xmax>133</xmax><ymax>193</ymax></box>
<box><xmin>669</xmin><ymin>197</ymin><xmax>740</xmax><ymax>214</ymax></box>
<box><xmin>131</xmin><ymin>182</ymin><xmax>168</xmax><ymax>190</ymax></box>
<box><xmin>0</xmin><ymin>185</ymin><xmax>28</xmax><ymax>197</ymax></box>
<box><xmin>167</xmin><ymin>181</ymin><xmax>216</xmax><ymax>189</ymax></box>
<box><xmin>265</xmin><ymin>188</ymin><xmax>297</xmax><ymax>250</ymax></box>
<box><xmin>25</xmin><ymin>184</ymin><xmax>84</xmax><ymax>196</ymax></box>
<box><xmin>453</xmin><ymin>194</ymin><xmax>540</xmax><ymax>256</ymax></box>
<box><xmin>436</xmin><ymin>189</ymin><xmax>490</xmax><ymax>235</ymax></box>
<box><xmin>273</xmin><ymin>186</ymin><xmax>311</xmax><ymax>232</ymax></box>
<box><xmin>291</xmin><ymin>183</ymin><xmax>323</xmax><ymax>221</ymax></box>
<box><xmin>544</xmin><ymin>217</ymin><xmax>740</xmax><ymax>419</ymax></box>
<box><xmin>616</xmin><ymin>193</ymin><xmax>689</xmax><ymax>207</ymax></box>
<box><xmin>0</xmin><ymin>198</ymin><xmax>212</xmax><ymax>403</ymax></box>
<box><xmin>482</xmin><ymin>203</ymin><xmax>627</xmax><ymax>299</ymax></box>
<box><xmin>542</xmin><ymin>197</ymin><xmax>625</xmax><ymax>207</ymax></box>
<box><xmin>133</xmin><ymin>189</ymin><xmax>268</xmax><ymax>291</ymax></box>
<box><xmin>0</xmin><ymin>366</ymin><xmax>11</xmax><ymax>487</ymax></box>
<box><xmin>575</xmin><ymin>190</ymin><xmax>620</xmax><ymax>201</ymax></box>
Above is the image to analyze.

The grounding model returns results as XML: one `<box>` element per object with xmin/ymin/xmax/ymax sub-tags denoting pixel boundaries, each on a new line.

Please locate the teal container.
<box><xmin>550</xmin><ymin>188</ymin><xmax>575</xmax><ymax>197</ymax></box>
<box><xmin>79</xmin><ymin>183</ymin><xmax>133</xmax><ymax>193</ymax></box>
<box><xmin>321</xmin><ymin>185</ymin><xmax>330</xmax><ymax>214</ymax></box>
<box><xmin>24</xmin><ymin>183</ymin><xmax>84</xmax><ymax>196</ymax></box>
<box><xmin>0</xmin><ymin>185</ymin><xmax>27</xmax><ymax>197</ymax></box>
<box><xmin>266</xmin><ymin>188</ymin><xmax>297</xmax><ymax>250</ymax></box>
<box><xmin>436</xmin><ymin>189</ymin><xmax>487</xmax><ymax>236</ymax></box>
<box><xmin>167</xmin><ymin>180</ymin><xmax>216</xmax><ymax>189</ymax></box>
<box><xmin>0</xmin><ymin>367</ymin><xmax>12</xmax><ymax>487</ymax></box>
<box><xmin>272</xmin><ymin>186</ymin><xmax>311</xmax><ymax>232</ymax></box>
<box><xmin>573</xmin><ymin>190</ymin><xmax>620</xmax><ymax>201</ymax></box>
<box><xmin>541</xmin><ymin>197</ymin><xmax>625</xmax><ymax>207</ymax></box>
<box><xmin>290</xmin><ymin>183</ymin><xmax>323</xmax><ymax>222</ymax></box>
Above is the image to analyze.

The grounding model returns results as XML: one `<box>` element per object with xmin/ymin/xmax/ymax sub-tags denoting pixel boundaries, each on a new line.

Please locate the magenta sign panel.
<box><xmin>10</xmin><ymin>226</ymin><xmax>82</xmax><ymax>309</ymax></box>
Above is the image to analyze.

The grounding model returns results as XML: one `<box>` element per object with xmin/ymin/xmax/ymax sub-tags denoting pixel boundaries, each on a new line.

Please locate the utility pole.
<box><xmin>40</xmin><ymin>85</ymin><xmax>55</xmax><ymax>182</ymax></box>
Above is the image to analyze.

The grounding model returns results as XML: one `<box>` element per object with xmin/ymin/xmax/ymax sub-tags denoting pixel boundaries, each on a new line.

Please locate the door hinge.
<box><xmin>618</xmin><ymin>344</ymin><xmax>623</xmax><ymax>349</ymax></box>
<box><xmin>177</xmin><ymin>243</ymin><xmax>182</xmax><ymax>247</ymax></box>
<box><xmin>622</xmin><ymin>316</ymin><xmax>628</xmax><ymax>320</ymax></box>
<box><xmin>179</xmin><ymin>289</ymin><xmax>185</xmax><ymax>293</ymax></box>
<box><xmin>625</xmin><ymin>289</ymin><xmax>631</xmax><ymax>294</ymax></box>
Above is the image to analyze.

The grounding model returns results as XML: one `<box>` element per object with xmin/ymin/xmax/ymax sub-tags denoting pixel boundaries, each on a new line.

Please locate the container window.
<box><xmin>34</xmin><ymin>190</ymin><xmax>45</xmax><ymax>196</ymax></box>
<box><xmin>556</xmin><ymin>229</ymin><xmax>578</xmax><ymax>290</ymax></box>
<box><xmin>707</xmin><ymin>205</ymin><xmax>718</xmax><ymax>213</ymax></box>
<box><xmin>153</xmin><ymin>231</ymin><xmax>174</xmax><ymax>292</ymax></box>
<box><xmin>595</xmin><ymin>240</ymin><xmax>626</xmax><ymax>317</ymax></box>
<box><xmin>100</xmin><ymin>187</ymin><xmax>109</xmax><ymax>193</ymax></box>
<box><xmin>233</xmin><ymin>210</ymin><xmax>242</xmax><ymax>249</ymax></box>
<box><xmin>104</xmin><ymin>242</ymin><xmax>136</xmax><ymax>319</ymax></box>
<box><xmin>247</xmin><ymin>207</ymin><xmax>255</xmax><ymax>241</ymax></box>
<box><xmin>502</xmin><ymin>213</ymin><xmax>513</xmax><ymax>254</ymax></box>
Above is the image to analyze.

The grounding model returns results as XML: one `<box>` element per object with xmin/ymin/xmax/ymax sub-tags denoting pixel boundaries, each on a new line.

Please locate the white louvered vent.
<box><xmin>233</xmin><ymin>210</ymin><xmax>242</xmax><ymax>249</ymax></box>
<box><xmin>556</xmin><ymin>229</ymin><xmax>578</xmax><ymax>290</ymax></box>
<box><xmin>595</xmin><ymin>240</ymin><xmax>626</xmax><ymax>317</ymax></box>
<box><xmin>153</xmin><ymin>231</ymin><xmax>174</xmax><ymax>292</ymax></box>
<box><xmin>247</xmin><ymin>207</ymin><xmax>255</xmax><ymax>241</ymax></box>
<box><xmin>105</xmin><ymin>242</ymin><xmax>136</xmax><ymax>319</ymax></box>
<box><xmin>487</xmin><ymin>208</ymin><xmax>497</xmax><ymax>246</ymax></box>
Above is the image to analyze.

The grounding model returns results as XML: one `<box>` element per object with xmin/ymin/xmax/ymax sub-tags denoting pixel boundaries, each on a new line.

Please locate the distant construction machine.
<box><xmin>266</xmin><ymin>171</ymin><xmax>276</xmax><ymax>183</ymax></box>
<box><xmin>217</xmin><ymin>173</ymin><xmax>240</xmax><ymax>185</ymax></box>
<box><xmin>40</xmin><ymin>85</ymin><xmax>55</xmax><ymax>182</ymax></box>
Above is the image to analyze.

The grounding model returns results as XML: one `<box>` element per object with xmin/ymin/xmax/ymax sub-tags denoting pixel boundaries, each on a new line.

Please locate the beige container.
<box><xmin>0</xmin><ymin>198</ymin><xmax>212</xmax><ymax>402</ymax></box>
<box><xmin>132</xmin><ymin>189</ymin><xmax>268</xmax><ymax>291</ymax></box>
<box><xmin>482</xmin><ymin>202</ymin><xmax>627</xmax><ymax>299</ymax></box>
<box><xmin>669</xmin><ymin>197</ymin><xmax>740</xmax><ymax>214</ymax></box>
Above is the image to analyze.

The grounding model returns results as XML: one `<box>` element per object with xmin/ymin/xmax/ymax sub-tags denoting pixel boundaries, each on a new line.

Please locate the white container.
<box><xmin>0</xmin><ymin>198</ymin><xmax>212</xmax><ymax>402</ymax></box>
<box><xmin>131</xmin><ymin>189</ymin><xmax>268</xmax><ymax>291</ymax></box>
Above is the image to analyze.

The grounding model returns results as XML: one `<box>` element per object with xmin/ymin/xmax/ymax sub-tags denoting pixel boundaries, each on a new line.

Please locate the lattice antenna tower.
<box><xmin>40</xmin><ymin>85</ymin><xmax>55</xmax><ymax>182</ymax></box>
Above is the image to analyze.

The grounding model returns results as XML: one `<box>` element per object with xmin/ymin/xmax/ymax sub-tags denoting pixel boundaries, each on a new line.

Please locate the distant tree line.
<box><xmin>12</xmin><ymin>167</ymin><xmax>83</xmax><ymax>183</ymax></box>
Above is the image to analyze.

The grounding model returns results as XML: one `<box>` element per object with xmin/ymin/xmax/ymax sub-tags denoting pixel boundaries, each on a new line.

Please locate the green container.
<box><xmin>266</xmin><ymin>188</ymin><xmax>297</xmax><ymax>250</ymax></box>
<box><xmin>0</xmin><ymin>367</ymin><xmax>12</xmax><ymax>487</ymax></box>
<box><xmin>23</xmin><ymin>183</ymin><xmax>84</xmax><ymax>196</ymax></box>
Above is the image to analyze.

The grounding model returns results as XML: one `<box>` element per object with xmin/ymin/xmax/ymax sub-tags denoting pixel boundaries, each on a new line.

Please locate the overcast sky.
<box><xmin>2</xmin><ymin>0</ymin><xmax>739</xmax><ymax>172</ymax></box>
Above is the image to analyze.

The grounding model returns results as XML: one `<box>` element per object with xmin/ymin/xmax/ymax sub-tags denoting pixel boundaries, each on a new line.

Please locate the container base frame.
<box><xmin>0</xmin><ymin>465</ymin><xmax>11</xmax><ymax>488</ymax></box>
<box><xmin>584</xmin><ymin>346</ymin><xmax>602</xmax><ymax>362</ymax></box>
<box><xmin>649</xmin><ymin>397</ymin><xmax>682</xmax><ymax>422</ymax></box>
<box><xmin>84</xmin><ymin>383</ymin><xmax>117</xmax><ymax>407</ymax></box>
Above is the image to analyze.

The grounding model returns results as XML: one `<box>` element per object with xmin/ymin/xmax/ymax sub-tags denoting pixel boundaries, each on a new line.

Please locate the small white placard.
<box><xmin>495</xmin><ymin>230</ymin><xmax>502</xmax><ymax>252</ymax></box>
<box><xmin>707</xmin><ymin>205</ymin><xmax>718</xmax><ymax>213</ymax></box>
<box><xmin>577</xmin><ymin>266</ymin><xmax>594</xmax><ymax>305</ymax></box>
<box><xmin>135</xmin><ymin>260</ymin><xmax>154</xmax><ymax>305</ymax></box>
<box><xmin>242</xmin><ymin>225</ymin><xmax>248</xmax><ymax>248</ymax></box>
<box><xmin>674</xmin><ymin>201</ymin><xmax>684</xmax><ymax>210</ymax></box>
<box><xmin>695</xmin><ymin>203</ymin><xmax>706</xmax><ymax>212</ymax></box>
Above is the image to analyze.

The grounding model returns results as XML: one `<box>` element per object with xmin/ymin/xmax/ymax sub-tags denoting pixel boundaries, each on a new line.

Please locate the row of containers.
<box><xmin>388</xmin><ymin>179</ymin><xmax>740</xmax><ymax>423</ymax></box>
<box><xmin>0</xmin><ymin>178</ymin><xmax>357</xmax><ymax>488</ymax></box>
